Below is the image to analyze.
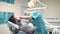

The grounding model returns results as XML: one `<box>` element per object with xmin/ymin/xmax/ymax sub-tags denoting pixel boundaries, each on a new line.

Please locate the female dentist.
<box><xmin>20</xmin><ymin>8</ymin><xmax>47</xmax><ymax>34</ymax></box>
<box><xmin>20</xmin><ymin>0</ymin><xmax>48</xmax><ymax>34</ymax></box>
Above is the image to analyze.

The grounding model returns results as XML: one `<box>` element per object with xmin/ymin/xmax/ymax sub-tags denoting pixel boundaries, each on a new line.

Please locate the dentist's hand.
<box><xmin>20</xmin><ymin>16</ymin><xmax>22</xmax><ymax>20</ymax></box>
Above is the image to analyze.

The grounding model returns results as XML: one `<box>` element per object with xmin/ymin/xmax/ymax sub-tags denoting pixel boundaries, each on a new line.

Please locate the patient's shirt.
<box><xmin>20</xmin><ymin>20</ymin><xmax>28</xmax><ymax>26</ymax></box>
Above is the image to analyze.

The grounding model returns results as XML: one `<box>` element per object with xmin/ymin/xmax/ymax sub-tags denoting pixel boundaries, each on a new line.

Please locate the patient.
<box><xmin>8</xmin><ymin>15</ymin><xmax>34</xmax><ymax>34</ymax></box>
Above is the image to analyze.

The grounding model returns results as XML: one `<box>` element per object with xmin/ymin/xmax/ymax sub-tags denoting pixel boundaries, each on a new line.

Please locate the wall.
<box><xmin>42</xmin><ymin>0</ymin><xmax>60</xmax><ymax>18</ymax></box>
<box><xmin>0</xmin><ymin>0</ymin><xmax>21</xmax><ymax>18</ymax></box>
<box><xmin>41</xmin><ymin>0</ymin><xmax>60</xmax><ymax>26</ymax></box>
<box><xmin>19</xmin><ymin>0</ymin><xmax>60</xmax><ymax>18</ymax></box>
<box><xmin>0</xmin><ymin>0</ymin><xmax>60</xmax><ymax>18</ymax></box>
<box><xmin>0</xmin><ymin>0</ymin><xmax>20</xmax><ymax>34</ymax></box>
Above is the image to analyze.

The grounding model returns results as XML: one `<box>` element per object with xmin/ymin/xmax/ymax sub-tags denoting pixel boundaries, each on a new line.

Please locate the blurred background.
<box><xmin>0</xmin><ymin>0</ymin><xmax>60</xmax><ymax>34</ymax></box>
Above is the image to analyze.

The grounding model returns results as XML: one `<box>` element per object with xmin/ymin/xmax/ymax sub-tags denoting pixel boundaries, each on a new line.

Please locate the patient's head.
<box><xmin>9</xmin><ymin>15</ymin><xmax>20</xmax><ymax>24</ymax></box>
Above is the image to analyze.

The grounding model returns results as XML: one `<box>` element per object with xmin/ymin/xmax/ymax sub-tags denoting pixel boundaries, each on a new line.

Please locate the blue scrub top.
<box><xmin>29</xmin><ymin>10</ymin><xmax>47</xmax><ymax>34</ymax></box>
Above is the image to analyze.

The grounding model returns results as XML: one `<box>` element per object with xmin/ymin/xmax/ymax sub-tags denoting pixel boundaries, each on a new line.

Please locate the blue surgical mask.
<box><xmin>25</xmin><ymin>13</ymin><xmax>30</xmax><ymax>16</ymax></box>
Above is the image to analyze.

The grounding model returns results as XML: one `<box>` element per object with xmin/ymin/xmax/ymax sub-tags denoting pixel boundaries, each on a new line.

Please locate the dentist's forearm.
<box><xmin>20</xmin><ymin>16</ymin><xmax>32</xmax><ymax>19</ymax></box>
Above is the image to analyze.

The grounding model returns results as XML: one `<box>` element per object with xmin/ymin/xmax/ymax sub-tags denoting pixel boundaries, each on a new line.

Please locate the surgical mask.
<box><xmin>25</xmin><ymin>13</ymin><xmax>30</xmax><ymax>16</ymax></box>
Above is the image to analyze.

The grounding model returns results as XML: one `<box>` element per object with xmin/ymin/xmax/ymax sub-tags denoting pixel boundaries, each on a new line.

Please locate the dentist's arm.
<box><xmin>20</xmin><ymin>16</ymin><xmax>32</xmax><ymax>20</ymax></box>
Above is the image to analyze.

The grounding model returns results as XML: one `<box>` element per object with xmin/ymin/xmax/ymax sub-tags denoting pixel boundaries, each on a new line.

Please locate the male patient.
<box><xmin>8</xmin><ymin>15</ymin><xmax>34</xmax><ymax>34</ymax></box>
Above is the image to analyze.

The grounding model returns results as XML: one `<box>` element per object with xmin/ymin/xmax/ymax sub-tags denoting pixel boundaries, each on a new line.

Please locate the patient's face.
<box><xmin>9</xmin><ymin>15</ymin><xmax>21</xmax><ymax>24</ymax></box>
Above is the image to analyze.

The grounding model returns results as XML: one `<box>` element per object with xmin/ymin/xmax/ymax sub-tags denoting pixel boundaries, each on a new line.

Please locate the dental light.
<box><xmin>28</xmin><ymin>0</ymin><xmax>48</xmax><ymax>10</ymax></box>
